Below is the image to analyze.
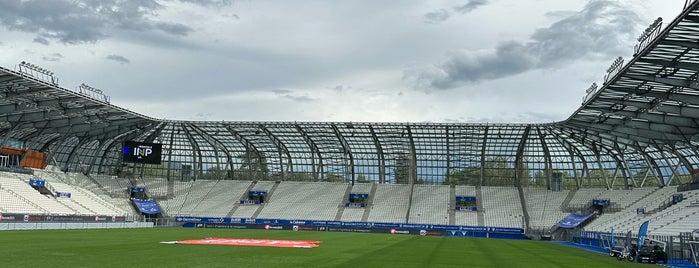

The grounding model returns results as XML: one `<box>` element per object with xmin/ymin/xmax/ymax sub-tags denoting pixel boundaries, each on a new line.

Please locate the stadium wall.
<box><xmin>0</xmin><ymin>222</ymin><xmax>154</xmax><ymax>231</ymax></box>
<box><xmin>176</xmin><ymin>217</ymin><xmax>528</xmax><ymax>239</ymax></box>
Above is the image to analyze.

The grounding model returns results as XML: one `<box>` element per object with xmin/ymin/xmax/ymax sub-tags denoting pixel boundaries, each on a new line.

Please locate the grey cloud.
<box><xmin>272</xmin><ymin>89</ymin><xmax>292</xmax><ymax>95</ymax></box>
<box><xmin>453</xmin><ymin>0</ymin><xmax>488</xmax><ymax>14</ymax></box>
<box><xmin>272</xmin><ymin>89</ymin><xmax>316</xmax><ymax>102</ymax></box>
<box><xmin>192</xmin><ymin>112</ymin><xmax>212</xmax><ymax>120</ymax></box>
<box><xmin>224</xmin><ymin>13</ymin><xmax>240</xmax><ymax>20</ymax></box>
<box><xmin>423</xmin><ymin>9</ymin><xmax>451</xmax><ymax>24</ymax></box>
<box><xmin>33</xmin><ymin>36</ymin><xmax>50</xmax><ymax>45</ymax></box>
<box><xmin>284</xmin><ymin>95</ymin><xmax>315</xmax><ymax>102</ymax></box>
<box><xmin>106</xmin><ymin>54</ymin><xmax>131</xmax><ymax>64</ymax></box>
<box><xmin>42</xmin><ymin>53</ymin><xmax>63</xmax><ymax>62</ymax></box>
<box><xmin>155</xmin><ymin>22</ymin><xmax>192</xmax><ymax>36</ymax></box>
<box><xmin>424</xmin><ymin>0</ymin><xmax>485</xmax><ymax>24</ymax></box>
<box><xmin>406</xmin><ymin>0</ymin><xmax>642</xmax><ymax>90</ymax></box>
<box><xmin>0</xmin><ymin>0</ymin><xmax>197</xmax><ymax>44</ymax></box>
<box><xmin>173</xmin><ymin>0</ymin><xmax>232</xmax><ymax>7</ymax></box>
<box><xmin>327</xmin><ymin>85</ymin><xmax>352</xmax><ymax>91</ymax></box>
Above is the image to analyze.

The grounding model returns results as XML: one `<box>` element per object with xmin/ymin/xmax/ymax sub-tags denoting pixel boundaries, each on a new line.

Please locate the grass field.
<box><xmin>0</xmin><ymin>228</ymin><xmax>649</xmax><ymax>268</ymax></box>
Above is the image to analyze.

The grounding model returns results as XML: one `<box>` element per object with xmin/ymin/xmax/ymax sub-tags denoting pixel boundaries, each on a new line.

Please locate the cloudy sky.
<box><xmin>0</xmin><ymin>0</ymin><xmax>686</xmax><ymax>123</ymax></box>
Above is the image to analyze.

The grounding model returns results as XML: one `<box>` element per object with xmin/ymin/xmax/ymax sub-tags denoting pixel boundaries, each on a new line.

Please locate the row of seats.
<box><xmin>409</xmin><ymin>185</ymin><xmax>449</xmax><ymax>224</ymax></box>
<box><xmin>0</xmin><ymin>172</ymin><xmax>126</xmax><ymax>216</ymax></box>
<box><xmin>482</xmin><ymin>187</ymin><xmax>525</xmax><ymax>228</ymax></box>
<box><xmin>524</xmin><ymin>188</ymin><xmax>569</xmax><ymax>229</ymax></box>
<box><xmin>6</xmin><ymin>168</ymin><xmax>697</xmax><ymax>234</ymax></box>
<box><xmin>585</xmin><ymin>187</ymin><xmax>699</xmax><ymax>236</ymax></box>
<box><xmin>453</xmin><ymin>186</ymin><xmax>478</xmax><ymax>226</ymax></box>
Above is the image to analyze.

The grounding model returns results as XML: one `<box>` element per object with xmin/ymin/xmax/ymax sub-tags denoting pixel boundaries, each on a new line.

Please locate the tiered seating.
<box><xmin>482</xmin><ymin>186</ymin><xmax>524</xmax><ymax>228</ymax></box>
<box><xmin>192</xmin><ymin>180</ymin><xmax>251</xmax><ymax>217</ymax></box>
<box><xmin>648</xmin><ymin>204</ymin><xmax>699</xmax><ymax>235</ymax></box>
<box><xmin>91</xmin><ymin>174</ymin><xmax>129</xmax><ymax>197</ymax></box>
<box><xmin>133</xmin><ymin>177</ymin><xmax>168</xmax><ymax>198</ymax></box>
<box><xmin>11</xmin><ymin>165</ymin><xmax>699</xmax><ymax>234</ymax></box>
<box><xmin>339</xmin><ymin>206</ymin><xmax>364</xmax><ymax>221</ymax></box>
<box><xmin>596</xmin><ymin>188</ymin><xmax>655</xmax><ymax>210</ymax></box>
<box><xmin>256</xmin><ymin>182</ymin><xmax>347</xmax><ymax>221</ymax></box>
<box><xmin>454</xmin><ymin>186</ymin><xmax>478</xmax><ymax>226</ymax></box>
<box><xmin>366</xmin><ymin>184</ymin><xmax>410</xmax><ymax>223</ymax></box>
<box><xmin>230</xmin><ymin>181</ymin><xmax>276</xmax><ymax>218</ymax></box>
<box><xmin>0</xmin><ymin>187</ymin><xmax>46</xmax><ymax>214</ymax></box>
<box><xmin>567</xmin><ymin>188</ymin><xmax>604</xmax><ymax>211</ymax></box>
<box><xmin>524</xmin><ymin>187</ymin><xmax>569</xmax><ymax>229</ymax></box>
<box><xmin>408</xmin><ymin>185</ymin><xmax>449</xmax><ymax>224</ymax></box>
<box><xmin>166</xmin><ymin>180</ymin><xmax>219</xmax><ymax>216</ymax></box>
<box><xmin>49</xmin><ymin>181</ymin><xmax>127</xmax><ymax>216</ymax></box>
<box><xmin>339</xmin><ymin>183</ymin><xmax>373</xmax><ymax>222</ymax></box>
<box><xmin>0</xmin><ymin>173</ymin><xmax>75</xmax><ymax>215</ymax></box>
<box><xmin>585</xmin><ymin>186</ymin><xmax>678</xmax><ymax>233</ymax></box>
<box><xmin>643</xmin><ymin>189</ymin><xmax>699</xmax><ymax>235</ymax></box>
<box><xmin>349</xmin><ymin>183</ymin><xmax>373</xmax><ymax>195</ymax></box>
<box><xmin>158</xmin><ymin>181</ymin><xmax>195</xmax><ymax>216</ymax></box>
<box><xmin>35</xmin><ymin>169</ymin><xmax>137</xmax><ymax>216</ymax></box>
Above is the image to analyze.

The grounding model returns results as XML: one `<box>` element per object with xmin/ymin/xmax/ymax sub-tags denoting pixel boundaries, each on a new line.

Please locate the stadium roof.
<box><xmin>1</xmin><ymin>2</ymin><xmax>699</xmax><ymax>188</ymax></box>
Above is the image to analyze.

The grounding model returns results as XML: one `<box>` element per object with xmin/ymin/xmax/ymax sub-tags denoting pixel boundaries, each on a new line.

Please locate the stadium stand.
<box><xmin>566</xmin><ymin>188</ymin><xmax>605</xmax><ymax>212</ymax></box>
<box><xmin>408</xmin><ymin>185</ymin><xmax>449</xmax><ymax>224</ymax></box>
<box><xmin>524</xmin><ymin>187</ymin><xmax>569</xmax><ymax>229</ymax></box>
<box><xmin>191</xmin><ymin>180</ymin><xmax>251</xmax><ymax>217</ymax></box>
<box><xmin>338</xmin><ymin>183</ymin><xmax>373</xmax><ymax>222</ymax></box>
<box><xmin>366</xmin><ymin>184</ymin><xmax>411</xmax><ymax>223</ymax></box>
<box><xmin>229</xmin><ymin>181</ymin><xmax>277</xmax><ymax>218</ymax></box>
<box><xmin>481</xmin><ymin>186</ymin><xmax>524</xmax><ymax>228</ymax></box>
<box><xmin>453</xmin><ymin>186</ymin><xmax>478</xmax><ymax>226</ymax></box>
<box><xmin>584</xmin><ymin>186</ymin><xmax>687</xmax><ymax>233</ymax></box>
<box><xmin>256</xmin><ymin>181</ymin><xmax>347</xmax><ymax>221</ymax></box>
<box><xmin>0</xmin><ymin>172</ymin><xmax>75</xmax><ymax>215</ymax></box>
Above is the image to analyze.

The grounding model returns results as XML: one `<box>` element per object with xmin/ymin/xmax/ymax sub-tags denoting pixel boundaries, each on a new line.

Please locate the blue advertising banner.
<box><xmin>593</xmin><ymin>199</ymin><xmax>610</xmax><ymax>206</ymax></box>
<box><xmin>240</xmin><ymin>200</ymin><xmax>261</xmax><ymax>205</ymax></box>
<box><xmin>29</xmin><ymin>179</ymin><xmax>45</xmax><ymax>187</ymax></box>
<box><xmin>638</xmin><ymin>220</ymin><xmax>649</xmax><ymax>248</ymax></box>
<box><xmin>349</xmin><ymin>193</ymin><xmax>369</xmax><ymax>199</ymax></box>
<box><xmin>55</xmin><ymin>192</ymin><xmax>71</xmax><ymax>198</ymax></box>
<box><xmin>455</xmin><ymin>196</ymin><xmax>477</xmax><ymax>202</ymax></box>
<box><xmin>672</xmin><ymin>194</ymin><xmax>683</xmax><ymax>204</ymax></box>
<box><xmin>175</xmin><ymin>216</ymin><xmax>524</xmax><ymax>235</ymax></box>
<box><xmin>248</xmin><ymin>190</ymin><xmax>267</xmax><ymax>197</ymax></box>
<box><xmin>558</xmin><ymin>213</ymin><xmax>595</xmax><ymax>228</ymax></box>
<box><xmin>345</xmin><ymin>202</ymin><xmax>366</xmax><ymax>208</ymax></box>
<box><xmin>129</xmin><ymin>187</ymin><xmax>145</xmax><ymax>193</ymax></box>
<box><xmin>174</xmin><ymin>217</ymin><xmax>251</xmax><ymax>224</ymax></box>
<box><xmin>132</xmin><ymin>198</ymin><xmax>162</xmax><ymax>214</ymax></box>
<box><xmin>455</xmin><ymin>196</ymin><xmax>477</xmax><ymax>211</ymax></box>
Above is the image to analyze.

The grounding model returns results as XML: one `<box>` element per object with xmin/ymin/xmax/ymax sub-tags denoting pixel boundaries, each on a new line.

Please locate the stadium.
<box><xmin>1</xmin><ymin>1</ymin><xmax>699</xmax><ymax>267</ymax></box>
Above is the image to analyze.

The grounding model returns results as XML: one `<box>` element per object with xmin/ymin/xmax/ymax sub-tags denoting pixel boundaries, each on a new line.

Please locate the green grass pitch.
<box><xmin>0</xmin><ymin>228</ymin><xmax>647</xmax><ymax>267</ymax></box>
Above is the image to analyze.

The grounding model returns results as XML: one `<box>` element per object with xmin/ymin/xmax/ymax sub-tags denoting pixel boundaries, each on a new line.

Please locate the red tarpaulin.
<box><xmin>162</xmin><ymin>238</ymin><xmax>320</xmax><ymax>248</ymax></box>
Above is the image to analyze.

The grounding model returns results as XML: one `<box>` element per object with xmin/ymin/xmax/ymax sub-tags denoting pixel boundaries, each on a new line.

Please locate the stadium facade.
<box><xmin>1</xmin><ymin>2</ymin><xmax>699</xmax><ymax>192</ymax></box>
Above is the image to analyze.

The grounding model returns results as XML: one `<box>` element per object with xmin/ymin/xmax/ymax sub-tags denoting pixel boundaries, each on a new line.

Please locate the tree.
<box><xmin>482</xmin><ymin>156</ymin><xmax>516</xmax><ymax>186</ymax></box>
<box><xmin>232</xmin><ymin>149</ymin><xmax>268</xmax><ymax>180</ymax></box>
<box><xmin>446</xmin><ymin>165</ymin><xmax>481</xmax><ymax>186</ymax></box>
<box><xmin>201</xmin><ymin>165</ymin><xmax>227</xmax><ymax>180</ymax></box>
<box><xmin>324</xmin><ymin>173</ymin><xmax>345</xmax><ymax>182</ymax></box>
<box><xmin>528</xmin><ymin>170</ymin><xmax>548</xmax><ymax>187</ymax></box>
<box><xmin>394</xmin><ymin>153</ymin><xmax>414</xmax><ymax>184</ymax></box>
<box><xmin>285</xmin><ymin>172</ymin><xmax>314</xmax><ymax>182</ymax></box>
<box><xmin>355</xmin><ymin>174</ymin><xmax>371</xmax><ymax>183</ymax></box>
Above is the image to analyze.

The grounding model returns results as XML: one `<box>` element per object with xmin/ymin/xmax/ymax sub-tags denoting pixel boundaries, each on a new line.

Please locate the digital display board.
<box><xmin>123</xmin><ymin>141</ymin><xmax>162</xmax><ymax>164</ymax></box>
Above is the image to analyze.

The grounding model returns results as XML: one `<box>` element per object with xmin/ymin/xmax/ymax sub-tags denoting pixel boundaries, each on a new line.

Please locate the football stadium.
<box><xmin>1</xmin><ymin>1</ymin><xmax>699</xmax><ymax>268</ymax></box>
